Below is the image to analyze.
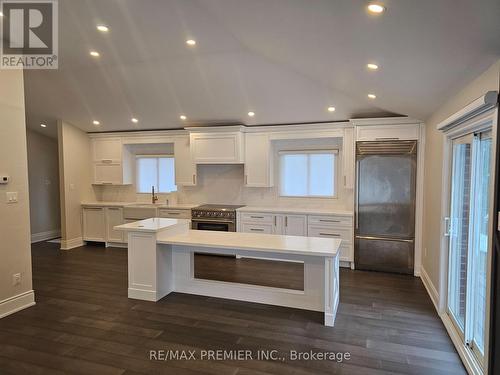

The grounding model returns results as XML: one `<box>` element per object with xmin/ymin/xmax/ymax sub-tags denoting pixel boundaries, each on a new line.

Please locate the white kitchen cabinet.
<box><xmin>355</xmin><ymin>124</ymin><xmax>420</xmax><ymax>141</ymax></box>
<box><xmin>190</xmin><ymin>127</ymin><xmax>245</xmax><ymax>164</ymax></box>
<box><xmin>342</xmin><ymin>127</ymin><xmax>355</xmax><ymax>189</ymax></box>
<box><xmin>93</xmin><ymin>163</ymin><xmax>124</xmax><ymax>185</ymax></box>
<box><xmin>307</xmin><ymin>214</ymin><xmax>353</xmax><ymax>263</ymax></box>
<box><xmin>174</xmin><ymin>137</ymin><xmax>197</xmax><ymax>186</ymax></box>
<box><xmin>158</xmin><ymin>208</ymin><xmax>191</xmax><ymax>219</ymax></box>
<box><xmin>244</xmin><ymin>133</ymin><xmax>273</xmax><ymax>187</ymax></box>
<box><xmin>239</xmin><ymin>212</ymin><xmax>306</xmax><ymax>236</ymax></box>
<box><xmin>281</xmin><ymin>214</ymin><xmax>307</xmax><ymax>236</ymax></box>
<box><xmin>92</xmin><ymin>137</ymin><xmax>122</xmax><ymax>163</ymax></box>
<box><xmin>106</xmin><ymin>207</ymin><xmax>125</xmax><ymax>243</ymax></box>
<box><xmin>241</xmin><ymin>222</ymin><xmax>275</xmax><ymax>234</ymax></box>
<box><xmin>82</xmin><ymin>207</ymin><xmax>106</xmax><ymax>242</ymax></box>
<box><xmin>238</xmin><ymin>210</ymin><xmax>354</xmax><ymax>267</ymax></box>
<box><xmin>91</xmin><ymin>138</ymin><xmax>133</xmax><ymax>185</ymax></box>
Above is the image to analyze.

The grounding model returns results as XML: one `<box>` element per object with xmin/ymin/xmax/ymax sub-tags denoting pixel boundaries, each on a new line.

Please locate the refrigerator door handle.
<box><xmin>355</xmin><ymin>160</ymin><xmax>360</xmax><ymax>230</ymax></box>
<box><xmin>356</xmin><ymin>235</ymin><xmax>414</xmax><ymax>243</ymax></box>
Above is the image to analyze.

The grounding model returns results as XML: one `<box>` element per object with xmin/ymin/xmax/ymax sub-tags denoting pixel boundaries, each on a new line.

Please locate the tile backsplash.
<box><xmin>95</xmin><ymin>164</ymin><xmax>353</xmax><ymax>211</ymax></box>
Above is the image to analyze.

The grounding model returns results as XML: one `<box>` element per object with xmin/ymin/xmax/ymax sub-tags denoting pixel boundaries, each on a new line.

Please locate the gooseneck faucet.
<box><xmin>152</xmin><ymin>186</ymin><xmax>159</xmax><ymax>204</ymax></box>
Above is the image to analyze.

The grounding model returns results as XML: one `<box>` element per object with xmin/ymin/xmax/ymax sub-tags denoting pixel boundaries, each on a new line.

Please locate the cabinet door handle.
<box><xmin>274</xmin><ymin>216</ymin><xmax>277</xmax><ymax>226</ymax></box>
<box><xmin>250</xmin><ymin>228</ymin><xmax>264</xmax><ymax>232</ymax></box>
<box><xmin>101</xmin><ymin>159</ymin><xmax>113</xmax><ymax>163</ymax></box>
<box><xmin>245</xmin><ymin>175</ymin><xmax>248</xmax><ymax>185</ymax></box>
<box><xmin>319</xmin><ymin>233</ymin><xmax>340</xmax><ymax>237</ymax></box>
<box><xmin>319</xmin><ymin>219</ymin><xmax>341</xmax><ymax>223</ymax></box>
<box><xmin>285</xmin><ymin>216</ymin><xmax>288</xmax><ymax>227</ymax></box>
<box><xmin>250</xmin><ymin>216</ymin><xmax>264</xmax><ymax>219</ymax></box>
<box><xmin>192</xmin><ymin>174</ymin><xmax>196</xmax><ymax>184</ymax></box>
<box><xmin>165</xmin><ymin>212</ymin><xmax>180</xmax><ymax>215</ymax></box>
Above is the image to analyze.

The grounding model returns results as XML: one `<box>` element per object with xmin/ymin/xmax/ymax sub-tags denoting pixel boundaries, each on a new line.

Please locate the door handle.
<box><xmin>444</xmin><ymin>217</ymin><xmax>451</xmax><ymax>236</ymax></box>
<box><xmin>285</xmin><ymin>216</ymin><xmax>288</xmax><ymax>227</ymax></box>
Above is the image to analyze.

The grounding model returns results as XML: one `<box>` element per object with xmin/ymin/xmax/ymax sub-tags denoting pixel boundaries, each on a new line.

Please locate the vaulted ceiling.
<box><xmin>23</xmin><ymin>0</ymin><xmax>500</xmax><ymax>137</ymax></box>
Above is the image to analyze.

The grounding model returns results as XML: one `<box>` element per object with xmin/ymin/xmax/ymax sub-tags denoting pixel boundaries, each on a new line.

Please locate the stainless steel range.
<box><xmin>191</xmin><ymin>204</ymin><xmax>245</xmax><ymax>232</ymax></box>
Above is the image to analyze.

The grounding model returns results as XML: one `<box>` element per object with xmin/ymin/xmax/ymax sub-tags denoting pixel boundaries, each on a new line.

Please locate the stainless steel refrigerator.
<box><xmin>355</xmin><ymin>140</ymin><xmax>417</xmax><ymax>274</ymax></box>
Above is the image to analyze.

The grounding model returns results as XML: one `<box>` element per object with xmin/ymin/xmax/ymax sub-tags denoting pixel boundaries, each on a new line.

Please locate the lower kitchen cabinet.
<box><xmin>238</xmin><ymin>211</ymin><xmax>354</xmax><ymax>266</ymax></box>
<box><xmin>82</xmin><ymin>206</ymin><xmax>126</xmax><ymax>245</ymax></box>
<box><xmin>281</xmin><ymin>214</ymin><xmax>307</xmax><ymax>236</ymax></box>
<box><xmin>82</xmin><ymin>207</ymin><xmax>106</xmax><ymax>242</ymax></box>
<box><xmin>105</xmin><ymin>207</ymin><xmax>125</xmax><ymax>243</ymax></box>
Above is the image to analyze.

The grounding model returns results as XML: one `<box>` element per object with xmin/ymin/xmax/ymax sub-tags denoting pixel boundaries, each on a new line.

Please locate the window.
<box><xmin>136</xmin><ymin>155</ymin><xmax>177</xmax><ymax>193</ymax></box>
<box><xmin>279</xmin><ymin>150</ymin><xmax>337</xmax><ymax>197</ymax></box>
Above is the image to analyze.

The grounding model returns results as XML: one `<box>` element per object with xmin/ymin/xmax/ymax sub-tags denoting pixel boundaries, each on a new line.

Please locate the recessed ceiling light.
<box><xmin>97</xmin><ymin>25</ymin><xmax>109</xmax><ymax>32</ymax></box>
<box><xmin>131</xmin><ymin>118</ymin><xmax>139</xmax><ymax>123</ymax></box>
<box><xmin>327</xmin><ymin>106</ymin><xmax>336</xmax><ymax>112</ymax></box>
<box><xmin>247</xmin><ymin>111</ymin><xmax>255</xmax><ymax>117</ymax></box>
<box><xmin>186</xmin><ymin>39</ymin><xmax>196</xmax><ymax>46</ymax></box>
<box><xmin>89</xmin><ymin>50</ymin><xmax>100</xmax><ymax>57</ymax></box>
<box><xmin>93</xmin><ymin>120</ymin><xmax>100</xmax><ymax>125</ymax></box>
<box><xmin>40</xmin><ymin>123</ymin><xmax>47</xmax><ymax>128</ymax></box>
<box><xmin>367</xmin><ymin>63</ymin><xmax>379</xmax><ymax>70</ymax></box>
<box><xmin>367</xmin><ymin>3</ymin><xmax>385</xmax><ymax>14</ymax></box>
<box><xmin>368</xmin><ymin>94</ymin><xmax>377</xmax><ymax>99</ymax></box>
<box><xmin>179</xmin><ymin>115</ymin><xmax>187</xmax><ymax>121</ymax></box>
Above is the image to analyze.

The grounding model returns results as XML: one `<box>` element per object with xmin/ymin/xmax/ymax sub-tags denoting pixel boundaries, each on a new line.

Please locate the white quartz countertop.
<box><xmin>157</xmin><ymin>229</ymin><xmax>341</xmax><ymax>257</ymax></box>
<box><xmin>81</xmin><ymin>202</ymin><xmax>198</xmax><ymax>209</ymax></box>
<box><xmin>115</xmin><ymin>218</ymin><xmax>189</xmax><ymax>232</ymax></box>
<box><xmin>237</xmin><ymin>206</ymin><xmax>353</xmax><ymax>216</ymax></box>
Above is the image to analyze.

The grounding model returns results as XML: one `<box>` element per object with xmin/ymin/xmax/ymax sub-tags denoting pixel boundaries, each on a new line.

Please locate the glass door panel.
<box><xmin>469</xmin><ymin>133</ymin><xmax>492</xmax><ymax>360</ymax></box>
<box><xmin>447</xmin><ymin>135</ymin><xmax>473</xmax><ymax>334</ymax></box>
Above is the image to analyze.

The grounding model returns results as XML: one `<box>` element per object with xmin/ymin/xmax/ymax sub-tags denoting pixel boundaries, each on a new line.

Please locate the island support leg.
<box><xmin>324</xmin><ymin>255</ymin><xmax>340</xmax><ymax>327</ymax></box>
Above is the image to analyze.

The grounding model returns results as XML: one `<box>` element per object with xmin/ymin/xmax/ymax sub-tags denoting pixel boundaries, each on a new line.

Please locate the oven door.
<box><xmin>191</xmin><ymin>218</ymin><xmax>236</xmax><ymax>232</ymax></box>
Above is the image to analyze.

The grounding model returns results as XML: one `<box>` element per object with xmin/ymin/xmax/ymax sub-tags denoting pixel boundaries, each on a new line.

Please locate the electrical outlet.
<box><xmin>12</xmin><ymin>273</ymin><xmax>21</xmax><ymax>286</ymax></box>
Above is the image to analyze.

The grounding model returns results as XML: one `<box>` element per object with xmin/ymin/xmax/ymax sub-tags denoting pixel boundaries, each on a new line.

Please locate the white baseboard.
<box><xmin>420</xmin><ymin>266</ymin><xmax>439</xmax><ymax>312</ymax></box>
<box><xmin>31</xmin><ymin>229</ymin><xmax>61</xmax><ymax>243</ymax></box>
<box><xmin>0</xmin><ymin>290</ymin><xmax>35</xmax><ymax>319</ymax></box>
<box><xmin>60</xmin><ymin>237</ymin><xmax>84</xmax><ymax>250</ymax></box>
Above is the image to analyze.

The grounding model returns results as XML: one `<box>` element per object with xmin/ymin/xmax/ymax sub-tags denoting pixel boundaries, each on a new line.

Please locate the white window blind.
<box><xmin>279</xmin><ymin>150</ymin><xmax>337</xmax><ymax>197</ymax></box>
<box><xmin>136</xmin><ymin>156</ymin><xmax>177</xmax><ymax>193</ymax></box>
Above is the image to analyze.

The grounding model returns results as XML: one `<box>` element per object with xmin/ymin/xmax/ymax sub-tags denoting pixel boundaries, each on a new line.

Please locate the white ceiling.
<box><xmin>23</xmin><ymin>0</ymin><xmax>500</xmax><ymax>137</ymax></box>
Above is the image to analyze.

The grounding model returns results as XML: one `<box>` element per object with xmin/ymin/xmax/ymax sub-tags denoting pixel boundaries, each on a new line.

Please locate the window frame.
<box><xmin>278</xmin><ymin>149</ymin><xmax>339</xmax><ymax>199</ymax></box>
<box><xmin>135</xmin><ymin>154</ymin><xmax>177</xmax><ymax>194</ymax></box>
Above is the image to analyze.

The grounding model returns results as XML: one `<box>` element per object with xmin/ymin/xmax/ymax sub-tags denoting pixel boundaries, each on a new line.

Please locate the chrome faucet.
<box><xmin>151</xmin><ymin>186</ymin><xmax>159</xmax><ymax>204</ymax></box>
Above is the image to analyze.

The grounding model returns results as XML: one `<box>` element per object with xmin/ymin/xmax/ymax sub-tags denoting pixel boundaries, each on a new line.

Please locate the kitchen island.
<box><xmin>115</xmin><ymin>218</ymin><xmax>342</xmax><ymax>326</ymax></box>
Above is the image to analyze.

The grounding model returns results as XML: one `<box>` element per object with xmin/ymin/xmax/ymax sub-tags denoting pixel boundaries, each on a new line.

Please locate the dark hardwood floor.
<box><xmin>0</xmin><ymin>242</ymin><xmax>465</xmax><ymax>375</ymax></box>
<box><xmin>194</xmin><ymin>254</ymin><xmax>304</xmax><ymax>290</ymax></box>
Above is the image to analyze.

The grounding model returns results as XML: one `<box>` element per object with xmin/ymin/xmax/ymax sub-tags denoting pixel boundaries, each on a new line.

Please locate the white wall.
<box><xmin>0</xmin><ymin>70</ymin><xmax>35</xmax><ymax>317</ymax></box>
<box><xmin>27</xmin><ymin>130</ymin><xmax>61</xmax><ymax>241</ymax></box>
<box><xmin>422</xmin><ymin>59</ymin><xmax>500</xmax><ymax>298</ymax></box>
<box><xmin>58</xmin><ymin>121</ymin><xmax>96</xmax><ymax>249</ymax></box>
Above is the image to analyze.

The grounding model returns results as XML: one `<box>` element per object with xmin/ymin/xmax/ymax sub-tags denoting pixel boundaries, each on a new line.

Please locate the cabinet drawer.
<box><xmin>240</xmin><ymin>212</ymin><xmax>275</xmax><ymax>224</ymax></box>
<box><xmin>241</xmin><ymin>223</ymin><xmax>274</xmax><ymax>234</ymax></box>
<box><xmin>307</xmin><ymin>225</ymin><xmax>352</xmax><ymax>242</ymax></box>
<box><xmin>308</xmin><ymin>215</ymin><xmax>352</xmax><ymax>227</ymax></box>
<box><xmin>158</xmin><ymin>209</ymin><xmax>191</xmax><ymax>219</ymax></box>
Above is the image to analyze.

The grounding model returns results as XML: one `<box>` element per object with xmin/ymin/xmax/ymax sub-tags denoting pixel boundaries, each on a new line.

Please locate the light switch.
<box><xmin>6</xmin><ymin>192</ymin><xmax>18</xmax><ymax>203</ymax></box>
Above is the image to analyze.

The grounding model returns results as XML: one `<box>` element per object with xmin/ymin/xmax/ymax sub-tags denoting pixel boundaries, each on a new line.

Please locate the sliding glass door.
<box><xmin>447</xmin><ymin>131</ymin><xmax>492</xmax><ymax>366</ymax></box>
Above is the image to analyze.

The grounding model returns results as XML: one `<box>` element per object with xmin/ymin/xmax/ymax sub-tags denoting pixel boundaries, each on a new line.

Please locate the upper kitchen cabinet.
<box><xmin>174</xmin><ymin>136</ymin><xmax>197</xmax><ymax>186</ymax></box>
<box><xmin>352</xmin><ymin>118</ymin><xmax>422</xmax><ymax>141</ymax></box>
<box><xmin>342</xmin><ymin>127</ymin><xmax>355</xmax><ymax>189</ymax></box>
<box><xmin>92</xmin><ymin>137</ymin><xmax>122</xmax><ymax>162</ymax></box>
<box><xmin>189</xmin><ymin>126</ymin><xmax>245</xmax><ymax>164</ymax></box>
<box><xmin>90</xmin><ymin>136</ymin><xmax>133</xmax><ymax>185</ymax></box>
<box><xmin>244</xmin><ymin>133</ymin><xmax>273</xmax><ymax>187</ymax></box>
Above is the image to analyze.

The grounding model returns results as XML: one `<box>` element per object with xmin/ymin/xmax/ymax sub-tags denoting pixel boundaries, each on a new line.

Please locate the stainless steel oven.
<box><xmin>191</xmin><ymin>204</ymin><xmax>244</xmax><ymax>232</ymax></box>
